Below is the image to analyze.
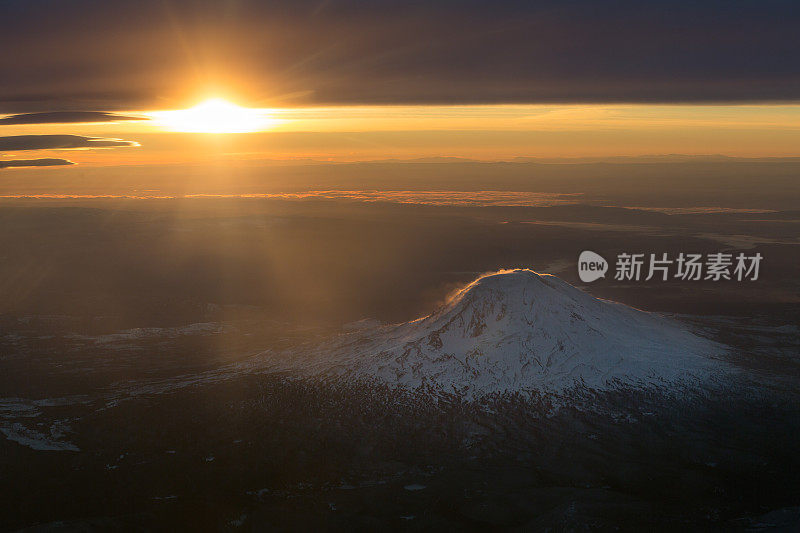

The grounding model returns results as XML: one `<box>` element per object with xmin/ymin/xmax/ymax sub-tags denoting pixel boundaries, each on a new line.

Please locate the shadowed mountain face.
<box><xmin>266</xmin><ymin>270</ymin><xmax>727</xmax><ymax>395</ymax></box>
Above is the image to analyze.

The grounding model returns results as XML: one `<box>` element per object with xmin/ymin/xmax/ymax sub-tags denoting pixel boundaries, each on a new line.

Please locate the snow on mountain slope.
<box><xmin>265</xmin><ymin>270</ymin><xmax>728</xmax><ymax>396</ymax></box>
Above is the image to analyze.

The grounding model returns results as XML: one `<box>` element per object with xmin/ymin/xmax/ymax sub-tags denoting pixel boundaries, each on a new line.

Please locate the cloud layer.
<box><xmin>0</xmin><ymin>158</ymin><xmax>74</xmax><ymax>169</ymax></box>
<box><xmin>0</xmin><ymin>0</ymin><xmax>798</xmax><ymax>111</ymax></box>
<box><xmin>0</xmin><ymin>135</ymin><xmax>139</xmax><ymax>151</ymax></box>
<box><xmin>0</xmin><ymin>190</ymin><xmax>581</xmax><ymax>206</ymax></box>
<box><xmin>0</xmin><ymin>111</ymin><xmax>146</xmax><ymax>125</ymax></box>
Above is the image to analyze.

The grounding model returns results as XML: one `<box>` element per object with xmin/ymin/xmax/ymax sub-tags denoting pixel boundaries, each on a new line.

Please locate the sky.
<box><xmin>1</xmin><ymin>0</ymin><xmax>799</xmax><ymax>169</ymax></box>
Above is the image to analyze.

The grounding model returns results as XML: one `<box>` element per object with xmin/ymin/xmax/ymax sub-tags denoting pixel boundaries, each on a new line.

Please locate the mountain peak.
<box><xmin>431</xmin><ymin>269</ymin><xmax>599</xmax><ymax>332</ymax></box>
<box><xmin>444</xmin><ymin>269</ymin><xmax>571</xmax><ymax>308</ymax></box>
<box><xmin>265</xmin><ymin>270</ymin><xmax>728</xmax><ymax>397</ymax></box>
<box><xmin>450</xmin><ymin>269</ymin><xmax>553</xmax><ymax>296</ymax></box>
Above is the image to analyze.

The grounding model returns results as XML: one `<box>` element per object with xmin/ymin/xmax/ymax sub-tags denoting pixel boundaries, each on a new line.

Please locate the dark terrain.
<box><xmin>0</xmin><ymin>167</ymin><xmax>798</xmax><ymax>531</ymax></box>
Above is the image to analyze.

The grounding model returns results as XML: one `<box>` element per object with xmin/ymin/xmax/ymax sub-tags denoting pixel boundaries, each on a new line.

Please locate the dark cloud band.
<box><xmin>0</xmin><ymin>135</ymin><xmax>139</xmax><ymax>151</ymax></box>
<box><xmin>0</xmin><ymin>0</ymin><xmax>798</xmax><ymax>110</ymax></box>
<box><xmin>0</xmin><ymin>158</ymin><xmax>74</xmax><ymax>169</ymax></box>
<box><xmin>0</xmin><ymin>111</ymin><xmax>146</xmax><ymax>125</ymax></box>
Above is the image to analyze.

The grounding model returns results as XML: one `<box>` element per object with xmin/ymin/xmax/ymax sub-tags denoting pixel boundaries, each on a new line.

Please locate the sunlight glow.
<box><xmin>150</xmin><ymin>98</ymin><xmax>281</xmax><ymax>133</ymax></box>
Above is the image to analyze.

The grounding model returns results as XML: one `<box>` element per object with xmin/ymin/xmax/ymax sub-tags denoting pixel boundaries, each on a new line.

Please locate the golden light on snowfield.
<box><xmin>149</xmin><ymin>98</ymin><xmax>282</xmax><ymax>133</ymax></box>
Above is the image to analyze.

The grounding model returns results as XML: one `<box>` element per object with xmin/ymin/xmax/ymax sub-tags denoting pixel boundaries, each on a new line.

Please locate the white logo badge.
<box><xmin>578</xmin><ymin>251</ymin><xmax>608</xmax><ymax>282</ymax></box>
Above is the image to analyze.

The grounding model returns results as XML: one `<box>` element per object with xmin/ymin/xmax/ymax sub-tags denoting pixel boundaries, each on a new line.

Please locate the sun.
<box><xmin>150</xmin><ymin>98</ymin><xmax>281</xmax><ymax>133</ymax></box>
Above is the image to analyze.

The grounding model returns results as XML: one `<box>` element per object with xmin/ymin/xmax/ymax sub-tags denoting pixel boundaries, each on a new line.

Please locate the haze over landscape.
<box><xmin>1</xmin><ymin>0</ymin><xmax>799</xmax><ymax>530</ymax></box>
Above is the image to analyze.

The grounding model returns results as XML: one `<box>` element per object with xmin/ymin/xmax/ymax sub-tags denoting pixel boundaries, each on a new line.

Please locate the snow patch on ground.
<box><xmin>0</xmin><ymin>422</ymin><xmax>79</xmax><ymax>451</ymax></box>
<box><xmin>67</xmin><ymin>322</ymin><xmax>224</xmax><ymax>345</ymax></box>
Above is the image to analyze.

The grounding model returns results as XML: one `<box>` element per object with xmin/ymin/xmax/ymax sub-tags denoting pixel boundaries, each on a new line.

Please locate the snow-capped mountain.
<box><xmin>265</xmin><ymin>270</ymin><xmax>727</xmax><ymax>396</ymax></box>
